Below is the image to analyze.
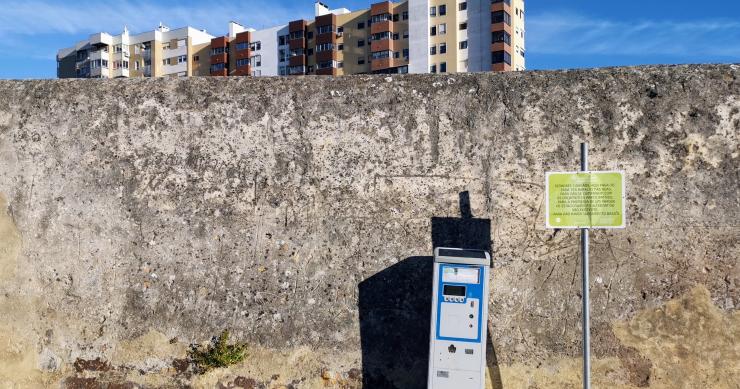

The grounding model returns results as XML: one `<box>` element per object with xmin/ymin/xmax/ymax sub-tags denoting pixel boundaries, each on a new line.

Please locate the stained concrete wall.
<box><xmin>0</xmin><ymin>64</ymin><xmax>738</xmax><ymax>389</ymax></box>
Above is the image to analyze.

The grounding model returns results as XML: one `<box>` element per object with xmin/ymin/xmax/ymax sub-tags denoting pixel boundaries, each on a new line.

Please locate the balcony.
<box><xmin>370</xmin><ymin>57</ymin><xmax>398</xmax><ymax>72</ymax></box>
<box><xmin>111</xmin><ymin>68</ymin><xmax>130</xmax><ymax>78</ymax></box>
<box><xmin>289</xmin><ymin>55</ymin><xmax>306</xmax><ymax>67</ymax></box>
<box><xmin>370</xmin><ymin>39</ymin><xmax>393</xmax><ymax>53</ymax></box>
<box><xmin>113</xmin><ymin>48</ymin><xmax>130</xmax><ymax>58</ymax></box>
<box><xmin>210</xmin><ymin>52</ymin><xmax>228</xmax><ymax>64</ymax></box>
<box><xmin>89</xmin><ymin>66</ymin><xmax>109</xmax><ymax>78</ymax></box>
<box><xmin>89</xmin><ymin>49</ymin><xmax>108</xmax><ymax>62</ymax></box>
<box><xmin>371</xmin><ymin>21</ymin><xmax>393</xmax><ymax>35</ymax></box>
<box><xmin>163</xmin><ymin>44</ymin><xmax>187</xmax><ymax>58</ymax></box>
<box><xmin>89</xmin><ymin>32</ymin><xmax>112</xmax><ymax>46</ymax></box>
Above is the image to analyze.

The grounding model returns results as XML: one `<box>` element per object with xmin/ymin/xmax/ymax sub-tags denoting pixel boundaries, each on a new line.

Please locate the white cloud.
<box><xmin>527</xmin><ymin>11</ymin><xmax>740</xmax><ymax>58</ymax></box>
<box><xmin>0</xmin><ymin>0</ymin><xmax>311</xmax><ymax>38</ymax></box>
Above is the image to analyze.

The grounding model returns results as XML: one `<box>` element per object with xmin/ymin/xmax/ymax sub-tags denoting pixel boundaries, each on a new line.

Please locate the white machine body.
<box><xmin>428</xmin><ymin>247</ymin><xmax>491</xmax><ymax>389</ymax></box>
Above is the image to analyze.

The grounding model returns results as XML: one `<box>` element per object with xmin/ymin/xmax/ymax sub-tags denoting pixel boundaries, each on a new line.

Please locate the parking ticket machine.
<box><xmin>428</xmin><ymin>247</ymin><xmax>491</xmax><ymax>389</ymax></box>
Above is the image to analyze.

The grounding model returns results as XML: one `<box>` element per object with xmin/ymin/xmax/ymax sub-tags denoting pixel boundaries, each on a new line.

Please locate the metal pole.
<box><xmin>580</xmin><ymin>142</ymin><xmax>590</xmax><ymax>389</ymax></box>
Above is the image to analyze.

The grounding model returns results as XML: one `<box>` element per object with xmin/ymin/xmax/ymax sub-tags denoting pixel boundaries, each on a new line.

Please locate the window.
<box><xmin>403</xmin><ymin>48</ymin><xmax>409</xmax><ymax>58</ymax></box>
<box><xmin>491</xmin><ymin>11</ymin><xmax>511</xmax><ymax>25</ymax></box>
<box><xmin>459</xmin><ymin>40</ymin><xmax>468</xmax><ymax>49</ymax></box>
<box><xmin>307</xmin><ymin>31</ymin><xmax>314</xmax><ymax>39</ymax></box>
<box><xmin>177</xmin><ymin>39</ymin><xmax>186</xmax><ymax>48</ymax></box>
<box><xmin>403</xmin><ymin>30</ymin><xmax>409</xmax><ymax>38</ymax></box>
<box><xmin>290</xmin><ymin>48</ymin><xmax>304</xmax><ymax>57</ymax></box>
<box><xmin>236</xmin><ymin>42</ymin><xmax>249</xmax><ymax>51</ymax></box>
<box><xmin>393</xmin><ymin>33</ymin><xmax>399</xmax><ymax>40</ymax></box>
<box><xmin>430</xmin><ymin>64</ymin><xmax>436</xmax><ymax>73</ymax></box>
<box><xmin>307</xmin><ymin>48</ymin><xmax>314</xmax><ymax>56</ymax></box>
<box><xmin>102</xmin><ymin>59</ymin><xmax>108</xmax><ymax>68</ymax></box>
<box><xmin>459</xmin><ymin>2</ymin><xmax>467</xmax><ymax>10</ymax></box>
<box><xmin>358</xmin><ymin>22</ymin><xmax>365</xmax><ymax>29</ymax></box>
<box><xmin>279</xmin><ymin>66</ymin><xmax>287</xmax><ymax>75</ymax></box>
<box><xmin>210</xmin><ymin>63</ymin><xmax>226</xmax><ymax>72</ymax></box>
<box><xmin>316</xmin><ymin>43</ymin><xmax>334</xmax><ymax>52</ymax></box>
<box><xmin>371</xmin><ymin>31</ymin><xmax>391</xmax><ymax>41</ymax></box>
<box><xmin>288</xmin><ymin>65</ymin><xmax>305</xmax><ymax>75</ymax></box>
<box><xmin>76</xmin><ymin>50</ymin><xmax>87</xmax><ymax>61</ymax></box>
<box><xmin>194</xmin><ymin>55</ymin><xmax>199</xmax><ymax>61</ymax></box>
<box><xmin>338</xmin><ymin>44</ymin><xmax>344</xmax><ymax>50</ymax></box>
<box><xmin>318</xmin><ymin>60</ymin><xmax>335</xmax><ymax>69</ymax></box>
<box><xmin>430</xmin><ymin>46</ymin><xmax>436</xmax><ymax>55</ymax></box>
<box><xmin>162</xmin><ymin>42</ymin><xmax>170</xmax><ymax>50</ymax></box>
<box><xmin>440</xmin><ymin>42</ymin><xmax>447</xmax><ymax>54</ymax></box>
<box><xmin>279</xmin><ymin>35</ymin><xmax>286</xmax><ymax>45</ymax></box>
<box><xmin>430</xmin><ymin>6</ymin><xmax>436</xmax><ymax>16</ymax></box>
<box><xmin>162</xmin><ymin>58</ymin><xmax>170</xmax><ymax>66</ymax></box>
<box><xmin>210</xmin><ymin>46</ymin><xmax>227</xmax><ymax>55</ymax></box>
<box><xmin>251</xmin><ymin>55</ymin><xmax>262</xmax><ymax>67</ymax></box>
<box><xmin>459</xmin><ymin>22</ymin><xmax>467</xmax><ymax>30</ymax></box>
<box><xmin>317</xmin><ymin>25</ymin><xmax>333</xmax><ymax>34</ymax></box>
<box><xmin>113</xmin><ymin>44</ymin><xmax>122</xmax><ymax>53</ymax></box>
<box><xmin>440</xmin><ymin>62</ymin><xmax>447</xmax><ymax>73</ymax></box>
<box><xmin>393</xmin><ymin>13</ymin><xmax>399</xmax><ymax>22</ymax></box>
<box><xmin>289</xmin><ymin>30</ymin><xmax>304</xmax><ymax>40</ymax></box>
<box><xmin>492</xmin><ymin>50</ymin><xmax>511</xmax><ymax>65</ymax></box>
<box><xmin>338</xmin><ymin>26</ymin><xmax>344</xmax><ymax>33</ymax></box>
<box><xmin>430</xmin><ymin>26</ymin><xmax>437</xmax><ymax>36</ymax></box>
<box><xmin>252</xmin><ymin>70</ymin><xmax>261</xmax><ymax>76</ymax></box>
<box><xmin>492</xmin><ymin>31</ymin><xmax>511</xmax><ymax>45</ymax></box>
<box><xmin>177</xmin><ymin>55</ymin><xmax>186</xmax><ymax>64</ymax></box>
<box><xmin>402</xmin><ymin>11</ymin><xmax>408</xmax><ymax>20</ymax></box>
<box><xmin>371</xmin><ymin>50</ymin><xmax>392</xmax><ymax>60</ymax></box>
<box><xmin>439</xmin><ymin>23</ymin><xmax>447</xmax><ymax>35</ymax></box>
<box><xmin>439</xmin><ymin>4</ymin><xmax>446</xmax><ymax>15</ymax></box>
<box><xmin>307</xmin><ymin>65</ymin><xmax>314</xmax><ymax>73</ymax></box>
<box><xmin>394</xmin><ymin>51</ymin><xmax>399</xmax><ymax>58</ymax></box>
<box><xmin>237</xmin><ymin>58</ymin><xmax>249</xmax><ymax>67</ymax></box>
<box><xmin>358</xmin><ymin>39</ymin><xmax>365</xmax><ymax>47</ymax></box>
<box><xmin>371</xmin><ymin>13</ymin><xmax>391</xmax><ymax>23</ymax></box>
<box><xmin>135</xmin><ymin>61</ymin><xmax>140</xmax><ymax>70</ymax></box>
<box><xmin>250</xmin><ymin>41</ymin><xmax>261</xmax><ymax>51</ymax></box>
<box><xmin>358</xmin><ymin>58</ymin><xmax>365</xmax><ymax>65</ymax></box>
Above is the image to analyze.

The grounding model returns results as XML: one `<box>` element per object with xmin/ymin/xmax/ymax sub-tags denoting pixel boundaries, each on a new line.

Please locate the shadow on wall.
<box><xmin>358</xmin><ymin>192</ymin><xmax>502</xmax><ymax>388</ymax></box>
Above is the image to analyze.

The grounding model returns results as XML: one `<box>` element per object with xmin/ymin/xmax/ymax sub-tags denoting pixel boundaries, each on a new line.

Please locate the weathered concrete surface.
<box><xmin>0</xmin><ymin>64</ymin><xmax>738</xmax><ymax>388</ymax></box>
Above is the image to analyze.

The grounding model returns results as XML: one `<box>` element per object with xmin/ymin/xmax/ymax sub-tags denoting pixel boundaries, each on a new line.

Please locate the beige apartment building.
<box><xmin>57</xmin><ymin>0</ymin><xmax>524</xmax><ymax>78</ymax></box>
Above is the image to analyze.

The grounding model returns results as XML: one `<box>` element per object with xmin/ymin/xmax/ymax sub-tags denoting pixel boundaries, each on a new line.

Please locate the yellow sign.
<box><xmin>546</xmin><ymin>171</ymin><xmax>626</xmax><ymax>229</ymax></box>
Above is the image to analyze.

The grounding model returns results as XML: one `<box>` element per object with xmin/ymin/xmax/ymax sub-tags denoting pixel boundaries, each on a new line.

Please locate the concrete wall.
<box><xmin>0</xmin><ymin>64</ymin><xmax>738</xmax><ymax>389</ymax></box>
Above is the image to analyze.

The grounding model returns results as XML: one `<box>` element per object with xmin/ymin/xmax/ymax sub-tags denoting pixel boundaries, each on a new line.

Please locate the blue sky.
<box><xmin>0</xmin><ymin>0</ymin><xmax>738</xmax><ymax>79</ymax></box>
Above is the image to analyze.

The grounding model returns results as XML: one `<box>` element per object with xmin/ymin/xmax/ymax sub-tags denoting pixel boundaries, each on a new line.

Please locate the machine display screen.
<box><xmin>443</xmin><ymin>285</ymin><xmax>466</xmax><ymax>296</ymax></box>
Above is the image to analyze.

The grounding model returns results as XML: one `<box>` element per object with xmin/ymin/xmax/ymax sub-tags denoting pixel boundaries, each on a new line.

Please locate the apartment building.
<box><xmin>57</xmin><ymin>0</ymin><xmax>524</xmax><ymax>78</ymax></box>
<box><xmin>57</xmin><ymin>24</ymin><xmax>215</xmax><ymax>78</ymax></box>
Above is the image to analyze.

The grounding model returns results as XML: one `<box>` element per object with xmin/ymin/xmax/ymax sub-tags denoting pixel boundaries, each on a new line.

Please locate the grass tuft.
<box><xmin>188</xmin><ymin>330</ymin><xmax>247</xmax><ymax>373</ymax></box>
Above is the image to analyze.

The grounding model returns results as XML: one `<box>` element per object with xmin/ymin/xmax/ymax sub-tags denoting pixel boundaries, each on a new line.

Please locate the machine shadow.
<box><xmin>358</xmin><ymin>256</ymin><xmax>434</xmax><ymax>388</ymax></box>
<box><xmin>358</xmin><ymin>191</ymin><xmax>502</xmax><ymax>388</ymax></box>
